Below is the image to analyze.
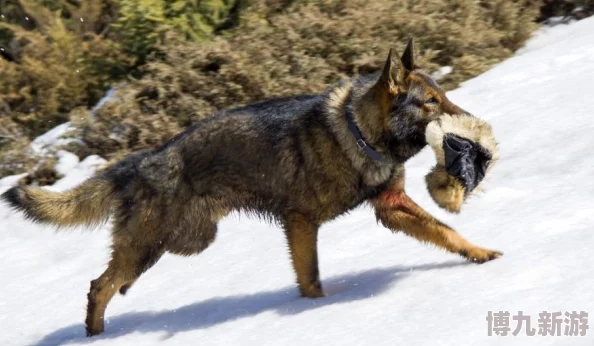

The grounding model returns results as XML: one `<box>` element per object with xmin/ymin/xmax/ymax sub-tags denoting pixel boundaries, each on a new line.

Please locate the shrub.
<box><xmin>539</xmin><ymin>0</ymin><xmax>594</xmax><ymax>22</ymax></box>
<box><xmin>0</xmin><ymin>0</ymin><xmax>131</xmax><ymax>137</ymax></box>
<box><xmin>77</xmin><ymin>0</ymin><xmax>543</xmax><ymax>164</ymax></box>
<box><xmin>3</xmin><ymin>0</ymin><xmax>591</xmax><ymax>184</ymax></box>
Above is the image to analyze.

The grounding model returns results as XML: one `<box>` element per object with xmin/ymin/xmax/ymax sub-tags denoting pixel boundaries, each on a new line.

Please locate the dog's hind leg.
<box><xmin>163</xmin><ymin>200</ymin><xmax>225</xmax><ymax>256</ymax></box>
<box><xmin>85</xmin><ymin>236</ymin><xmax>164</xmax><ymax>336</ymax></box>
<box><xmin>284</xmin><ymin>213</ymin><xmax>324</xmax><ymax>298</ymax></box>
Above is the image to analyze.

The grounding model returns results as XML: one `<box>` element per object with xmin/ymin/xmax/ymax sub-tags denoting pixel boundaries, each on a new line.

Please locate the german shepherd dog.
<box><xmin>1</xmin><ymin>39</ymin><xmax>501</xmax><ymax>336</ymax></box>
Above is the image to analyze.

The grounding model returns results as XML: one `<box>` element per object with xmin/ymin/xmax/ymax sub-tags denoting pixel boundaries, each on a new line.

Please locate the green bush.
<box><xmin>112</xmin><ymin>0</ymin><xmax>245</xmax><ymax>66</ymax></box>
<box><xmin>0</xmin><ymin>0</ymin><xmax>131</xmax><ymax>137</ymax></box>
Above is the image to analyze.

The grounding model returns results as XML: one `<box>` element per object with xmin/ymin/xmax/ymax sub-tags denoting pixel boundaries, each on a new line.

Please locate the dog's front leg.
<box><xmin>284</xmin><ymin>212</ymin><xmax>325</xmax><ymax>298</ymax></box>
<box><xmin>372</xmin><ymin>183</ymin><xmax>502</xmax><ymax>263</ymax></box>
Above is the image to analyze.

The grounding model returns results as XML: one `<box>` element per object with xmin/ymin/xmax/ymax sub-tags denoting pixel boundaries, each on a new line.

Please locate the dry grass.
<box><xmin>77</xmin><ymin>0</ymin><xmax>541</xmax><ymax>164</ymax></box>
<box><xmin>2</xmin><ymin>0</ymin><xmax>584</xmax><ymax>184</ymax></box>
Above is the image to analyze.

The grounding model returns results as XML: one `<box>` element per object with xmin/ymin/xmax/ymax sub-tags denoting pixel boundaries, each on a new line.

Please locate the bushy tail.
<box><xmin>1</xmin><ymin>177</ymin><xmax>116</xmax><ymax>229</ymax></box>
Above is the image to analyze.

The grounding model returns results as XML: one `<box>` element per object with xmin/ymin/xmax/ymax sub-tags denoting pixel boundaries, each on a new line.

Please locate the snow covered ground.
<box><xmin>1</xmin><ymin>17</ymin><xmax>594</xmax><ymax>346</ymax></box>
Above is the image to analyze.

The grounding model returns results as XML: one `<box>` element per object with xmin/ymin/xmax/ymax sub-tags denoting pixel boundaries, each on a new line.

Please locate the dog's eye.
<box><xmin>426</xmin><ymin>97</ymin><xmax>438</xmax><ymax>105</ymax></box>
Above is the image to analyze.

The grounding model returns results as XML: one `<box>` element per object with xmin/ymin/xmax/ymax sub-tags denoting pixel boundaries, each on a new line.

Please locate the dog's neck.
<box><xmin>325</xmin><ymin>81</ymin><xmax>394</xmax><ymax>187</ymax></box>
<box><xmin>344</xmin><ymin>102</ymin><xmax>391</xmax><ymax>163</ymax></box>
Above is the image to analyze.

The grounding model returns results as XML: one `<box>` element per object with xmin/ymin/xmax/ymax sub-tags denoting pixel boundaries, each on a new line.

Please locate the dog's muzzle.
<box><xmin>443</xmin><ymin>134</ymin><xmax>492</xmax><ymax>194</ymax></box>
<box><xmin>424</xmin><ymin>113</ymin><xmax>499</xmax><ymax>213</ymax></box>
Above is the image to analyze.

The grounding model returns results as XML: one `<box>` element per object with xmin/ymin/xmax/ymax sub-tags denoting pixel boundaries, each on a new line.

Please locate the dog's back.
<box><xmin>2</xmin><ymin>89</ymin><xmax>372</xmax><ymax>247</ymax></box>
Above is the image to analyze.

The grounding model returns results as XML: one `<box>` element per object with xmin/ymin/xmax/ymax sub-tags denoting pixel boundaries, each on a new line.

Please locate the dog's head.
<box><xmin>354</xmin><ymin>39</ymin><xmax>468</xmax><ymax>147</ymax></box>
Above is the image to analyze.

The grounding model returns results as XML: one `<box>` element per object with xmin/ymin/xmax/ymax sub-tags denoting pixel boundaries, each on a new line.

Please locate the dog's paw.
<box><xmin>302</xmin><ymin>290</ymin><xmax>326</xmax><ymax>299</ymax></box>
<box><xmin>459</xmin><ymin>247</ymin><xmax>502</xmax><ymax>264</ymax></box>
<box><xmin>299</xmin><ymin>281</ymin><xmax>326</xmax><ymax>298</ymax></box>
<box><xmin>85</xmin><ymin>325</ymin><xmax>104</xmax><ymax>337</ymax></box>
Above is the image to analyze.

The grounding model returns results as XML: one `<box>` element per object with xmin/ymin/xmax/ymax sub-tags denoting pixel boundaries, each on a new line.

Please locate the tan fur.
<box><xmin>16</xmin><ymin>178</ymin><xmax>115</xmax><ymax>228</ymax></box>
<box><xmin>86</xmin><ymin>236</ymin><xmax>165</xmax><ymax>335</ymax></box>
<box><xmin>425</xmin><ymin>165</ymin><xmax>466</xmax><ymax>213</ymax></box>
<box><xmin>284</xmin><ymin>213</ymin><xmax>324</xmax><ymax>298</ymax></box>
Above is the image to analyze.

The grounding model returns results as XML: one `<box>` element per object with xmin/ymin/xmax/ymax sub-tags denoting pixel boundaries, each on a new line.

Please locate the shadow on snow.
<box><xmin>32</xmin><ymin>260</ymin><xmax>468</xmax><ymax>345</ymax></box>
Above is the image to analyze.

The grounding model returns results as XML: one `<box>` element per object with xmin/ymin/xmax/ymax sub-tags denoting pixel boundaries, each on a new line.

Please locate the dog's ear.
<box><xmin>376</xmin><ymin>48</ymin><xmax>407</xmax><ymax>96</ymax></box>
<box><xmin>401</xmin><ymin>38</ymin><xmax>416</xmax><ymax>71</ymax></box>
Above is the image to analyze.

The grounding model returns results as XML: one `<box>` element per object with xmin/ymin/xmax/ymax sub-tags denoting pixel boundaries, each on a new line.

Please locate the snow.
<box><xmin>50</xmin><ymin>155</ymin><xmax>107</xmax><ymax>192</ymax></box>
<box><xmin>2</xmin><ymin>17</ymin><xmax>594</xmax><ymax>346</ymax></box>
<box><xmin>0</xmin><ymin>173</ymin><xmax>28</xmax><ymax>188</ymax></box>
<box><xmin>431</xmin><ymin>65</ymin><xmax>453</xmax><ymax>80</ymax></box>
<box><xmin>91</xmin><ymin>88</ymin><xmax>116</xmax><ymax>115</ymax></box>
<box><xmin>54</xmin><ymin>151</ymin><xmax>80</xmax><ymax>177</ymax></box>
<box><xmin>30</xmin><ymin>122</ymin><xmax>76</xmax><ymax>155</ymax></box>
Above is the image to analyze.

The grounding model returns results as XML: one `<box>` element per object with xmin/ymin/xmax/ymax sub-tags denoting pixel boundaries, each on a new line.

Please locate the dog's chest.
<box><xmin>361</xmin><ymin>163</ymin><xmax>393</xmax><ymax>187</ymax></box>
<box><xmin>390</xmin><ymin>136</ymin><xmax>427</xmax><ymax>164</ymax></box>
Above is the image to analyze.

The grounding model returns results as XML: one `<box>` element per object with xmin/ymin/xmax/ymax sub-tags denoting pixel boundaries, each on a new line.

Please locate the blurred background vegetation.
<box><xmin>0</xmin><ymin>0</ymin><xmax>592</xmax><ymax>184</ymax></box>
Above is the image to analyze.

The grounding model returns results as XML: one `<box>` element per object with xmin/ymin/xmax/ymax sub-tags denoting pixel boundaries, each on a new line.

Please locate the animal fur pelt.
<box><xmin>425</xmin><ymin>114</ymin><xmax>499</xmax><ymax>213</ymax></box>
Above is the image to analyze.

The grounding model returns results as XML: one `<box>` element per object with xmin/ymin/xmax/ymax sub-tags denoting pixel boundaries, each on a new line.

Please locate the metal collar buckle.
<box><xmin>356</xmin><ymin>139</ymin><xmax>367</xmax><ymax>149</ymax></box>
